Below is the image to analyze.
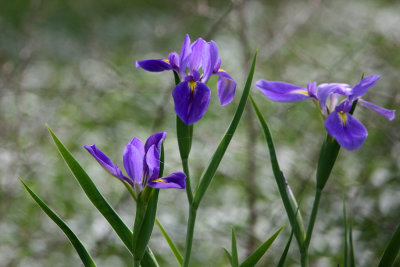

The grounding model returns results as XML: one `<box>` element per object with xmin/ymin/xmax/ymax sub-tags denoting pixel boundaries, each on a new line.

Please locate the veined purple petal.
<box><xmin>136</xmin><ymin>59</ymin><xmax>172</xmax><ymax>72</ymax></box>
<box><xmin>190</xmin><ymin>38</ymin><xmax>206</xmax><ymax>72</ymax></box>
<box><xmin>255</xmin><ymin>80</ymin><xmax>310</xmax><ymax>102</ymax></box>
<box><xmin>317</xmin><ymin>83</ymin><xmax>350</xmax><ymax>112</ymax></box>
<box><xmin>123</xmin><ymin>138</ymin><xmax>145</xmax><ymax>184</ymax></box>
<box><xmin>202</xmin><ymin>41</ymin><xmax>219</xmax><ymax>83</ymax></box>
<box><xmin>84</xmin><ymin>144</ymin><xmax>132</xmax><ymax>185</ymax></box>
<box><xmin>147</xmin><ymin>172</ymin><xmax>186</xmax><ymax>189</ymax></box>
<box><xmin>145</xmin><ymin>144</ymin><xmax>160</xmax><ymax>181</ymax></box>
<box><xmin>215</xmin><ymin>70</ymin><xmax>236</xmax><ymax>106</ymax></box>
<box><xmin>325</xmin><ymin>111</ymin><xmax>368</xmax><ymax>150</ymax></box>
<box><xmin>172</xmin><ymin>81</ymin><xmax>211</xmax><ymax>125</ymax></box>
<box><xmin>359</xmin><ymin>99</ymin><xmax>395</xmax><ymax>120</ymax></box>
<box><xmin>351</xmin><ymin>75</ymin><xmax>380</xmax><ymax>99</ymax></box>
<box><xmin>168</xmin><ymin>52</ymin><xmax>180</xmax><ymax>71</ymax></box>
<box><xmin>144</xmin><ymin>132</ymin><xmax>167</xmax><ymax>153</ymax></box>
<box><xmin>179</xmin><ymin>34</ymin><xmax>192</xmax><ymax>76</ymax></box>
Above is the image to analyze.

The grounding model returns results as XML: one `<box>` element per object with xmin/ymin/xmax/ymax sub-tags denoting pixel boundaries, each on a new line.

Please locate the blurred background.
<box><xmin>1</xmin><ymin>0</ymin><xmax>399</xmax><ymax>266</ymax></box>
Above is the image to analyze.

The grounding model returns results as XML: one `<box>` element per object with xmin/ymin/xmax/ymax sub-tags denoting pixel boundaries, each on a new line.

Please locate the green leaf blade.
<box><xmin>156</xmin><ymin>219</ymin><xmax>183</xmax><ymax>266</ymax></box>
<box><xmin>193</xmin><ymin>50</ymin><xmax>257</xmax><ymax>208</ymax></box>
<box><xmin>20</xmin><ymin>179</ymin><xmax>96</xmax><ymax>267</ymax></box>
<box><xmin>250</xmin><ymin>96</ymin><xmax>306</xmax><ymax>249</ymax></box>
<box><xmin>277</xmin><ymin>230</ymin><xmax>293</xmax><ymax>267</ymax></box>
<box><xmin>240</xmin><ymin>225</ymin><xmax>284</xmax><ymax>267</ymax></box>
<box><xmin>378</xmin><ymin>224</ymin><xmax>400</xmax><ymax>267</ymax></box>
<box><xmin>231</xmin><ymin>229</ymin><xmax>239</xmax><ymax>267</ymax></box>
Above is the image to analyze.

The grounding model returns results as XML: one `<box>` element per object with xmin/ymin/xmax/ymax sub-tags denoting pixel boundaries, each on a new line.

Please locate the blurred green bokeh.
<box><xmin>1</xmin><ymin>0</ymin><xmax>399</xmax><ymax>266</ymax></box>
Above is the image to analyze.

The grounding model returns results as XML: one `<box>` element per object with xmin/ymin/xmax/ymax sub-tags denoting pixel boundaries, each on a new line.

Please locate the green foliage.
<box><xmin>20</xmin><ymin>179</ymin><xmax>96</xmax><ymax>267</ymax></box>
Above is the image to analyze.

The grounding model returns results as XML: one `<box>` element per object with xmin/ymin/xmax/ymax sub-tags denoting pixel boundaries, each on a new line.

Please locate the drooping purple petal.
<box><xmin>190</xmin><ymin>38</ymin><xmax>206</xmax><ymax>72</ymax></box>
<box><xmin>123</xmin><ymin>138</ymin><xmax>145</xmax><ymax>184</ymax></box>
<box><xmin>350</xmin><ymin>75</ymin><xmax>380</xmax><ymax>99</ymax></box>
<box><xmin>325</xmin><ymin>111</ymin><xmax>368</xmax><ymax>150</ymax></box>
<box><xmin>179</xmin><ymin>34</ymin><xmax>192</xmax><ymax>76</ymax></box>
<box><xmin>359</xmin><ymin>99</ymin><xmax>395</xmax><ymax>120</ymax></box>
<box><xmin>255</xmin><ymin>80</ymin><xmax>311</xmax><ymax>102</ymax></box>
<box><xmin>172</xmin><ymin>81</ymin><xmax>211</xmax><ymax>125</ymax></box>
<box><xmin>135</xmin><ymin>59</ymin><xmax>172</xmax><ymax>72</ymax></box>
<box><xmin>147</xmin><ymin>172</ymin><xmax>186</xmax><ymax>189</ymax></box>
<box><xmin>84</xmin><ymin>144</ymin><xmax>132</xmax><ymax>185</ymax></box>
<box><xmin>202</xmin><ymin>41</ymin><xmax>219</xmax><ymax>83</ymax></box>
<box><xmin>215</xmin><ymin>70</ymin><xmax>236</xmax><ymax>106</ymax></box>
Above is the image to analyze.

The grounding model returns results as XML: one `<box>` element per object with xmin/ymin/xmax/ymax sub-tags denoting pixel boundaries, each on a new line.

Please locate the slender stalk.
<box><xmin>182</xmin><ymin>157</ymin><xmax>193</xmax><ymax>204</ymax></box>
<box><xmin>301</xmin><ymin>187</ymin><xmax>322</xmax><ymax>266</ymax></box>
<box><xmin>182</xmin><ymin>206</ymin><xmax>198</xmax><ymax>267</ymax></box>
<box><xmin>134</xmin><ymin>260</ymin><xmax>140</xmax><ymax>267</ymax></box>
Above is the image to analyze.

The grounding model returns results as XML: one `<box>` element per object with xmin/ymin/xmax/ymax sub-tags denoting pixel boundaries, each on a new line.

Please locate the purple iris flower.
<box><xmin>84</xmin><ymin>132</ymin><xmax>186</xmax><ymax>190</ymax></box>
<box><xmin>324</xmin><ymin>75</ymin><xmax>395</xmax><ymax>150</ymax></box>
<box><xmin>256</xmin><ymin>75</ymin><xmax>395</xmax><ymax>150</ymax></box>
<box><xmin>136</xmin><ymin>34</ymin><xmax>237</xmax><ymax>125</ymax></box>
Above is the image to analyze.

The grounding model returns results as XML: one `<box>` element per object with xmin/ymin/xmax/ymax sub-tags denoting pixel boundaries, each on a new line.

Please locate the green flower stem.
<box><xmin>305</xmin><ymin>188</ymin><xmax>322</xmax><ymax>249</ymax></box>
<box><xmin>182</xmin><ymin>205</ymin><xmax>197</xmax><ymax>267</ymax></box>
<box><xmin>182</xmin><ymin>157</ymin><xmax>194</xmax><ymax>204</ymax></box>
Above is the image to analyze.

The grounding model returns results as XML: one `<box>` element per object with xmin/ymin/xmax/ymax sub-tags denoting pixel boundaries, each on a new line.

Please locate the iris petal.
<box><xmin>135</xmin><ymin>59</ymin><xmax>172</xmax><ymax>72</ymax></box>
<box><xmin>179</xmin><ymin>34</ymin><xmax>192</xmax><ymax>76</ymax></box>
<box><xmin>202</xmin><ymin>41</ymin><xmax>219</xmax><ymax>83</ymax></box>
<box><xmin>84</xmin><ymin>144</ymin><xmax>132</xmax><ymax>185</ymax></box>
<box><xmin>123</xmin><ymin>138</ymin><xmax>145</xmax><ymax>184</ymax></box>
<box><xmin>351</xmin><ymin>75</ymin><xmax>380</xmax><ymax>99</ymax></box>
<box><xmin>144</xmin><ymin>132</ymin><xmax>167</xmax><ymax>152</ymax></box>
<box><xmin>145</xmin><ymin>144</ymin><xmax>160</xmax><ymax>181</ymax></box>
<box><xmin>325</xmin><ymin>111</ymin><xmax>368</xmax><ymax>150</ymax></box>
<box><xmin>172</xmin><ymin>81</ymin><xmax>211</xmax><ymax>125</ymax></box>
<box><xmin>255</xmin><ymin>80</ymin><xmax>310</xmax><ymax>102</ymax></box>
<box><xmin>215</xmin><ymin>70</ymin><xmax>237</xmax><ymax>106</ymax></box>
<box><xmin>190</xmin><ymin>38</ymin><xmax>206</xmax><ymax>72</ymax></box>
<box><xmin>359</xmin><ymin>99</ymin><xmax>395</xmax><ymax>120</ymax></box>
<box><xmin>147</xmin><ymin>172</ymin><xmax>186</xmax><ymax>189</ymax></box>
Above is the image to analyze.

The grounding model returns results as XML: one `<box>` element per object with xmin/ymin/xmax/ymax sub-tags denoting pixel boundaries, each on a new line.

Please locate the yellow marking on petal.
<box><xmin>292</xmin><ymin>90</ymin><xmax>309</xmax><ymax>96</ymax></box>
<box><xmin>218</xmin><ymin>68</ymin><xmax>225</xmax><ymax>72</ymax></box>
<box><xmin>189</xmin><ymin>81</ymin><xmax>196</xmax><ymax>93</ymax></box>
<box><xmin>339</xmin><ymin>112</ymin><xmax>347</xmax><ymax>126</ymax></box>
<box><xmin>162</xmin><ymin>59</ymin><xmax>170</xmax><ymax>63</ymax></box>
<box><xmin>153</xmin><ymin>178</ymin><xmax>166</xmax><ymax>183</ymax></box>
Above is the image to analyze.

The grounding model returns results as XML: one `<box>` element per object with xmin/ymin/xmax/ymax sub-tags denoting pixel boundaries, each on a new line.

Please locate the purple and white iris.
<box><xmin>84</xmin><ymin>132</ymin><xmax>186</xmax><ymax>190</ymax></box>
<box><xmin>256</xmin><ymin>75</ymin><xmax>395</xmax><ymax>150</ymax></box>
<box><xmin>136</xmin><ymin>34</ymin><xmax>237</xmax><ymax>125</ymax></box>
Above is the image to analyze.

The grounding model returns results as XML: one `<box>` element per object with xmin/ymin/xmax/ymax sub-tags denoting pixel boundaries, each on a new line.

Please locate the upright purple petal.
<box><xmin>123</xmin><ymin>138</ymin><xmax>145</xmax><ymax>184</ymax></box>
<box><xmin>351</xmin><ymin>75</ymin><xmax>380</xmax><ymax>99</ymax></box>
<box><xmin>172</xmin><ymin>81</ymin><xmax>211</xmax><ymax>125</ymax></box>
<box><xmin>359</xmin><ymin>99</ymin><xmax>395</xmax><ymax>120</ymax></box>
<box><xmin>144</xmin><ymin>132</ymin><xmax>167</xmax><ymax>153</ymax></box>
<box><xmin>255</xmin><ymin>80</ymin><xmax>311</xmax><ymax>102</ymax></box>
<box><xmin>316</xmin><ymin>83</ymin><xmax>350</xmax><ymax>112</ymax></box>
<box><xmin>179</xmin><ymin>34</ymin><xmax>192</xmax><ymax>76</ymax></box>
<box><xmin>145</xmin><ymin>144</ymin><xmax>161</xmax><ymax>181</ymax></box>
<box><xmin>215</xmin><ymin>70</ymin><xmax>236</xmax><ymax>106</ymax></box>
<box><xmin>147</xmin><ymin>172</ymin><xmax>186</xmax><ymax>189</ymax></box>
<box><xmin>325</xmin><ymin>111</ymin><xmax>368</xmax><ymax>150</ymax></box>
<box><xmin>190</xmin><ymin>38</ymin><xmax>206</xmax><ymax>72</ymax></box>
<box><xmin>136</xmin><ymin>59</ymin><xmax>172</xmax><ymax>72</ymax></box>
<box><xmin>202</xmin><ymin>41</ymin><xmax>219</xmax><ymax>83</ymax></box>
<box><xmin>84</xmin><ymin>144</ymin><xmax>131</xmax><ymax>185</ymax></box>
<box><xmin>168</xmin><ymin>52</ymin><xmax>180</xmax><ymax>71</ymax></box>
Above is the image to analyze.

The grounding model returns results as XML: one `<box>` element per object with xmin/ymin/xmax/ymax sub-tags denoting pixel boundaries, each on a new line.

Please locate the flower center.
<box><xmin>339</xmin><ymin>112</ymin><xmax>347</xmax><ymax>126</ymax></box>
<box><xmin>189</xmin><ymin>81</ymin><xmax>196</xmax><ymax>93</ymax></box>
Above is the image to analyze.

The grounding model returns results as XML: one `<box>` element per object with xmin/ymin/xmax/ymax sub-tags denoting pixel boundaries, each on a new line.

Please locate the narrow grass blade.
<box><xmin>20</xmin><ymin>179</ymin><xmax>96</xmax><ymax>267</ymax></box>
<box><xmin>156</xmin><ymin>219</ymin><xmax>183</xmax><ymax>266</ymax></box>
<box><xmin>378</xmin><ymin>224</ymin><xmax>400</xmax><ymax>267</ymax></box>
<box><xmin>231</xmin><ymin>229</ymin><xmax>239</xmax><ymax>267</ymax></box>
<box><xmin>343</xmin><ymin>199</ymin><xmax>348</xmax><ymax>267</ymax></box>
<box><xmin>277</xmin><ymin>230</ymin><xmax>293</xmax><ymax>267</ymax></box>
<box><xmin>349</xmin><ymin>221</ymin><xmax>355</xmax><ymax>267</ymax></box>
<box><xmin>46</xmin><ymin>125</ymin><xmax>158</xmax><ymax>266</ymax></box>
<box><xmin>250</xmin><ymin>96</ymin><xmax>306</xmax><ymax>249</ymax></box>
<box><xmin>240</xmin><ymin>225</ymin><xmax>284</xmax><ymax>267</ymax></box>
<box><xmin>193</xmin><ymin>50</ymin><xmax>257</xmax><ymax>208</ymax></box>
<box><xmin>223</xmin><ymin>248</ymin><xmax>233</xmax><ymax>266</ymax></box>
